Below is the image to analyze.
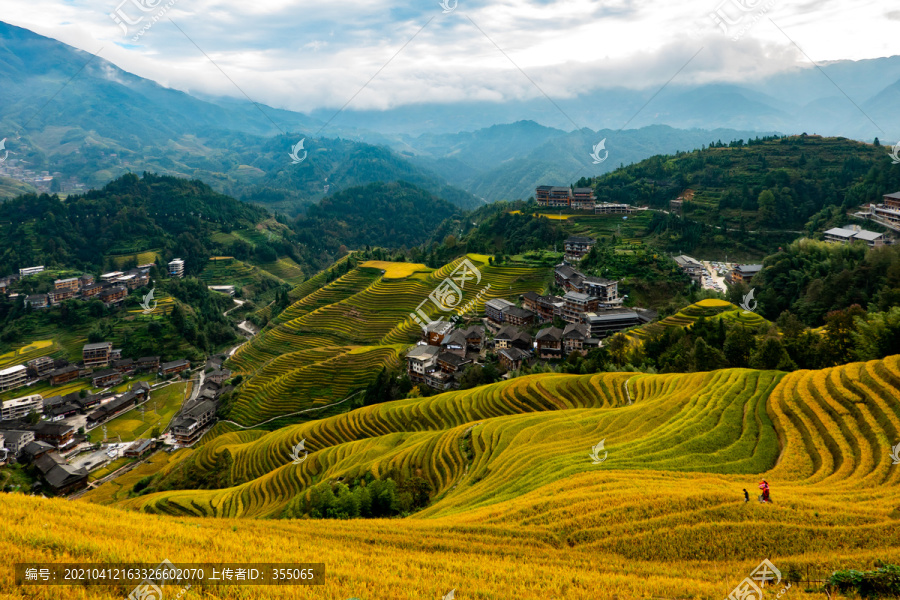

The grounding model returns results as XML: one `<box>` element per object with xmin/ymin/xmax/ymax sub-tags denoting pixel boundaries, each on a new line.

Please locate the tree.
<box><xmin>749</xmin><ymin>338</ymin><xmax>796</xmax><ymax>371</ymax></box>
<box><xmin>757</xmin><ymin>190</ymin><xmax>777</xmax><ymax>225</ymax></box>
<box><xmin>150</xmin><ymin>426</ymin><xmax>161</xmax><ymax>439</ymax></box>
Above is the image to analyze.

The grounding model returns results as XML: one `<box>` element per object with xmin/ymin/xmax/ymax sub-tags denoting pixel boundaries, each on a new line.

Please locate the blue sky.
<box><xmin>4</xmin><ymin>0</ymin><xmax>897</xmax><ymax>114</ymax></box>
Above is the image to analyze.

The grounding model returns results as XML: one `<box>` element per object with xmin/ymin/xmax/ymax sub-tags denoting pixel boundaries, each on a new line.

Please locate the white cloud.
<box><xmin>1</xmin><ymin>0</ymin><xmax>896</xmax><ymax>114</ymax></box>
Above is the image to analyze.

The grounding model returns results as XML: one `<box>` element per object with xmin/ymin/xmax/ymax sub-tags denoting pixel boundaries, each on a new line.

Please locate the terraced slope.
<box><xmin>106</xmin><ymin>356</ymin><xmax>900</xmax><ymax>562</ymax></box>
<box><xmin>11</xmin><ymin>356</ymin><xmax>900</xmax><ymax>599</ymax></box>
<box><xmin>224</xmin><ymin>255</ymin><xmax>551</xmax><ymax>425</ymax></box>
<box><xmin>624</xmin><ymin>298</ymin><xmax>768</xmax><ymax>344</ymax></box>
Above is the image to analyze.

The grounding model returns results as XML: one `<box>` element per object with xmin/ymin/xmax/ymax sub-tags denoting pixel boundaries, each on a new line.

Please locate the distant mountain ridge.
<box><xmin>0</xmin><ymin>22</ymin><xmax>480</xmax><ymax>213</ymax></box>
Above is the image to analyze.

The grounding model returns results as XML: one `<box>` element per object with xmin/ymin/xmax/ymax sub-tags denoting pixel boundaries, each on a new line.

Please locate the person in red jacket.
<box><xmin>758</xmin><ymin>480</ymin><xmax>770</xmax><ymax>503</ymax></box>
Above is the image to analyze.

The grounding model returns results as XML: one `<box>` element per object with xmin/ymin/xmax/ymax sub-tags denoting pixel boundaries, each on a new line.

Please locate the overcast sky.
<box><xmin>3</xmin><ymin>0</ymin><xmax>897</xmax><ymax>114</ymax></box>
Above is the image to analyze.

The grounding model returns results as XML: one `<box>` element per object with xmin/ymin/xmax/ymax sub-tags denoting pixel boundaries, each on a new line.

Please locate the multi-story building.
<box><xmin>172</xmin><ymin>400</ymin><xmax>216</xmax><ymax>445</ymax></box>
<box><xmin>19</xmin><ymin>266</ymin><xmax>44</xmax><ymax>277</ymax></box>
<box><xmin>555</xmin><ymin>264</ymin><xmax>584</xmax><ymax>291</ymax></box>
<box><xmin>79</xmin><ymin>274</ymin><xmax>95</xmax><ymax>288</ymax></box>
<box><xmin>99</xmin><ymin>286</ymin><xmax>127</xmax><ymax>305</ymax></box>
<box><xmin>493</xmin><ymin>326</ymin><xmax>533</xmax><ymax>351</ymax></box>
<box><xmin>0</xmin><ymin>429</ymin><xmax>35</xmax><ymax>457</ymax></box>
<box><xmin>570</xmin><ymin>187</ymin><xmax>596</xmax><ymax>210</ymax></box>
<box><xmin>137</xmin><ymin>356</ymin><xmax>161</xmax><ymax>372</ymax></box>
<box><xmin>582</xmin><ymin>309</ymin><xmax>641</xmax><ymax>338</ymax></box>
<box><xmin>26</xmin><ymin>356</ymin><xmax>54</xmax><ymax>378</ymax></box>
<box><xmin>673</xmin><ymin>255</ymin><xmax>704</xmax><ymax>282</ymax></box>
<box><xmin>485</xmin><ymin>298</ymin><xmax>516</xmax><ymax>324</ymax></box>
<box><xmin>0</xmin><ymin>393</ymin><xmax>42</xmax><ymax>420</ymax></box>
<box><xmin>54</xmin><ymin>277</ymin><xmax>80</xmax><ymax>292</ymax></box>
<box><xmin>582</xmin><ymin>277</ymin><xmax>621</xmax><ymax>306</ymax></box>
<box><xmin>48</xmin><ymin>365</ymin><xmax>80</xmax><ymax>386</ymax></box>
<box><xmin>407</xmin><ymin>345</ymin><xmax>441</xmax><ymax>383</ymax></box>
<box><xmin>91</xmin><ymin>369</ymin><xmax>123</xmax><ymax>388</ymax></box>
<box><xmin>31</xmin><ymin>421</ymin><xmax>76</xmax><ymax>450</ymax></box>
<box><xmin>731</xmin><ymin>264</ymin><xmax>763</xmax><ymax>284</ymax></box>
<box><xmin>564</xmin><ymin>236</ymin><xmax>596</xmax><ymax>261</ymax></box>
<box><xmin>83</xmin><ymin>342</ymin><xmax>113</xmax><ymax>368</ymax></box>
<box><xmin>100</xmin><ymin>271</ymin><xmax>124</xmax><ymax>283</ymax></box>
<box><xmin>160</xmin><ymin>359</ymin><xmax>191</xmax><ymax>376</ymax></box>
<box><xmin>48</xmin><ymin>289</ymin><xmax>77</xmax><ymax>305</ymax></box>
<box><xmin>535</xmin><ymin>185</ymin><xmax>572</xmax><ymax>208</ymax></box>
<box><xmin>502</xmin><ymin>306</ymin><xmax>535</xmax><ymax>327</ymax></box>
<box><xmin>168</xmin><ymin>258</ymin><xmax>185</xmax><ymax>278</ymax></box>
<box><xmin>562</xmin><ymin>323</ymin><xmax>590</xmax><ymax>354</ymax></box>
<box><xmin>0</xmin><ymin>365</ymin><xmax>27</xmax><ymax>392</ymax></box>
<box><xmin>498</xmin><ymin>347</ymin><xmax>530</xmax><ymax>371</ymax></box>
<box><xmin>535</xmin><ymin>327</ymin><xmax>564</xmax><ymax>359</ymax></box>
<box><xmin>81</xmin><ymin>283</ymin><xmax>105</xmax><ymax>298</ymax></box>
<box><xmin>562</xmin><ymin>291</ymin><xmax>600</xmax><ymax>323</ymax></box>
<box><xmin>594</xmin><ymin>203</ymin><xmax>636</xmax><ymax>214</ymax></box>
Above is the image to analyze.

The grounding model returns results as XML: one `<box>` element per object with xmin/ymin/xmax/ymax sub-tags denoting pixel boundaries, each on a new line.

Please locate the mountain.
<box><xmin>0</xmin><ymin>22</ymin><xmax>479</xmax><ymax>213</ymax></box>
<box><xmin>0</xmin><ymin>173</ymin><xmax>274</xmax><ymax>276</ymax></box>
<box><xmin>585</xmin><ymin>134</ymin><xmax>899</xmax><ymax>233</ymax></box>
<box><xmin>292</xmin><ymin>181</ymin><xmax>463</xmax><ymax>254</ymax></box>
<box><xmin>312</xmin><ymin>57</ymin><xmax>900</xmax><ymax>141</ymax></box>
<box><xmin>400</xmin><ymin>123</ymin><xmax>783</xmax><ymax>201</ymax></box>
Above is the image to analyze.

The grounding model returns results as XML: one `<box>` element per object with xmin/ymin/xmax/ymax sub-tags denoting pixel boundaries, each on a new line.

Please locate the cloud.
<box><xmin>1</xmin><ymin>0</ymin><xmax>895</xmax><ymax>114</ymax></box>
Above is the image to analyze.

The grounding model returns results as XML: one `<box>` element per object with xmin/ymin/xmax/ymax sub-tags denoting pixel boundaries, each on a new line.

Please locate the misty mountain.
<box><xmin>0</xmin><ymin>22</ymin><xmax>479</xmax><ymax>212</ymax></box>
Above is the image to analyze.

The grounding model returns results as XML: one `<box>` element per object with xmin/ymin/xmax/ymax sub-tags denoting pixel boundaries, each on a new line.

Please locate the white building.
<box><xmin>19</xmin><ymin>266</ymin><xmax>44</xmax><ymax>277</ymax></box>
<box><xmin>168</xmin><ymin>258</ymin><xmax>185</xmax><ymax>278</ymax></box>
<box><xmin>0</xmin><ymin>393</ymin><xmax>43</xmax><ymax>420</ymax></box>
<box><xmin>0</xmin><ymin>364</ymin><xmax>27</xmax><ymax>392</ymax></box>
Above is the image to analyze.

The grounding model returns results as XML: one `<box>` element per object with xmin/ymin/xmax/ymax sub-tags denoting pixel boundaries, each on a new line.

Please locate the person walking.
<box><xmin>758</xmin><ymin>480</ymin><xmax>770</xmax><ymax>503</ymax></box>
<box><xmin>743</xmin><ymin>488</ymin><xmax>750</xmax><ymax>502</ymax></box>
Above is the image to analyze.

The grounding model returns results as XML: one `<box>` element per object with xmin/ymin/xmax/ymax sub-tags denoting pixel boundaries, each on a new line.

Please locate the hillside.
<box><xmin>223</xmin><ymin>254</ymin><xmax>551</xmax><ymax>426</ymax></box>
<box><xmin>50</xmin><ymin>354</ymin><xmax>900</xmax><ymax>598</ymax></box>
<box><xmin>292</xmin><ymin>181</ymin><xmax>462</xmax><ymax>255</ymax></box>
<box><xmin>0</xmin><ymin>22</ymin><xmax>479</xmax><ymax>213</ymax></box>
<box><xmin>585</xmin><ymin>135</ymin><xmax>900</xmax><ymax>244</ymax></box>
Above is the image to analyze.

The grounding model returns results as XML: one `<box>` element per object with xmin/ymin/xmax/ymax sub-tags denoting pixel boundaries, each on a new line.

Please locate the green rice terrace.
<box><xmin>623</xmin><ymin>298</ymin><xmax>769</xmax><ymax>344</ymax></box>
<box><xmin>224</xmin><ymin>254</ymin><xmax>551</xmax><ymax>426</ymax></box>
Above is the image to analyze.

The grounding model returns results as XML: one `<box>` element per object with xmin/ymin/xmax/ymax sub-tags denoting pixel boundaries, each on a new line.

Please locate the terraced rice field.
<box><xmin>39</xmin><ymin>356</ymin><xmax>893</xmax><ymax>598</ymax></box>
<box><xmin>0</xmin><ymin>339</ymin><xmax>54</xmax><ymax>369</ymax></box>
<box><xmin>108</xmin><ymin>250</ymin><xmax>159</xmax><ymax>268</ymax></box>
<box><xmin>226</xmin><ymin>256</ymin><xmax>550</xmax><ymax>425</ymax></box>
<box><xmin>256</xmin><ymin>256</ymin><xmax>306</xmax><ymax>285</ymax></box>
<box><xmin>624</xmin><ymin>298</ymin><xmax>768</xmax><ymax>344</ymax></box>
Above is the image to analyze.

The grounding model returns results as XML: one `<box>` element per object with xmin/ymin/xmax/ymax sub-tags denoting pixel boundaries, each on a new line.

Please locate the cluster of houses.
<box><xmin>14</xmin><ymin>267</ymin><xmax>153</xmax><ymax>310</ymax></box>
<box><xmin>405</xmin><ymin>261</ymin><xmax>656</xmax><ymax>391</ymax></box>
<box><xmin>823</xmin><ymin>225</ymin><xmax>890</xmax><ymax>248</ymax></box>
<box><xmin>0</xmin><ymin>340</ymin><xmax>191</xmax><ymax>398</ymax></box>
<box><xmin>673</xmin><ymin>255</ymin><xmax>763</xmax><ymax>286</ymax></box>
<box><xmin>169</xmin><ymin>355</ymin><xmax>230</xmax><ymax>446</ymax></box>
<box><xmin>534</xmin><ymin>185</ymin><xmax>644</xmax><ymax>216</ymax></box>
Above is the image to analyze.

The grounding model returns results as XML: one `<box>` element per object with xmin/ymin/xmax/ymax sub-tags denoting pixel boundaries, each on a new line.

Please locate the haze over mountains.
<box><xmin>0</xmin><ymin>21</ymin><xmax>897</xmax><ymax>210</ymax></box>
